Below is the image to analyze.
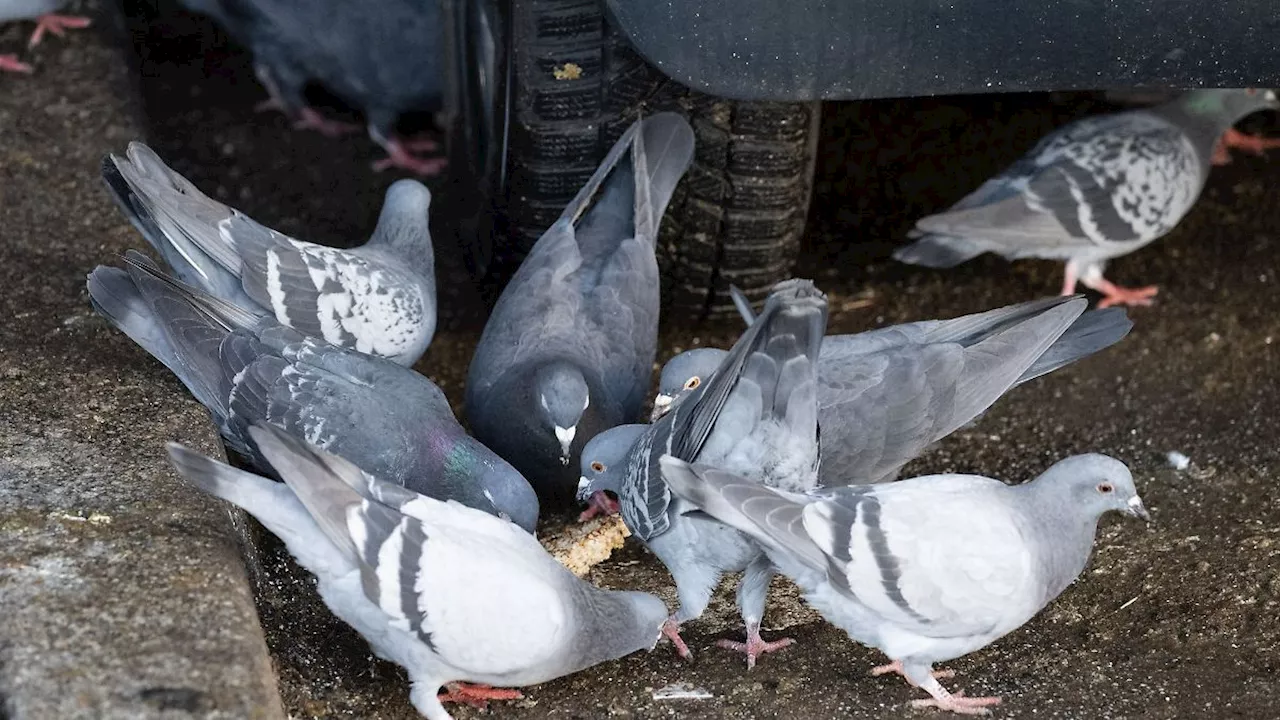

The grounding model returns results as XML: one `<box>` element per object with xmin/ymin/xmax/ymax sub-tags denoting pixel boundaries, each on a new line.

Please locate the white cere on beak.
<box><xmin>1127</xmin><ymin>495</ymin><xmax>1151</xmax><ymax>520</ymax></box>
<box><xmin>1266</xmin><ymin>89</ymin><xmax>1278</xmax><ymax>102</ymax></box>
<box><xmin>577</xmin><ymin>476</ymin><xmax>591</xmax><ymax>493</ymax></box>
<box><xmin>555</xmin><ymin>425</ymin><xmax>576</xmax><ymax>465</ymax></box>
<box><xmin>650</xmin><ymin>394</ymin><xmax>674</xmax><ymax>422</ymax></box>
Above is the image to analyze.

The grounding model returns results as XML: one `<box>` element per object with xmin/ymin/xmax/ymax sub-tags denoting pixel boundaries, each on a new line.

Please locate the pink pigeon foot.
<box><xmin>0</xmin><ymin>54</ymin><xmax>33</xmax><ymax>73</ymax></box>
<box><xmin>662</xmin><ymin>617</ymin><xmax>693</xmax><ymax>661</ymax></box>
<box><xmin>1090</xmin><ymin>279</ymin><xmax>1159</xmax><ymax>309</ymax></box>
<box><xmin>292</xmin><ymin>107</ymin><xmax>362</xmax><ymax>138</ymax></box>
<box><xmin>373</xmin><ymin>136</ymin><xmax>448</xmax><ymax>177</ymax></box>
<box><xmin>908</xmin><ymin>674</ymin><xmax>1002</xmax><ymax>716</ymax></box>
<box><xmin>436</xmin><ymin>682</ymin><xmax>523</xmax><ymax>709</ymax></box>
<box><xmin>870</xmin><ymin>659</ymin><xmax>956</xmax><ymax>682</ymax></box>
<box><xmin>28</xmin><ymin>14</ymin><xmax>91</xmax><ymax>48</ymax></box>
<box><xmin>716</xmin><ymin>624</ymin><xmax>794</xmax><ymax>670</ymax></box>
<box><xmin>1222</xmin><ymin>127</ymin><xmax>1280</xmax><ymax>157</ymax></box>
<box><xmin>577</xmin><ymin>491</ymin><xmax>620</xmax><ymax>522</ymax></box>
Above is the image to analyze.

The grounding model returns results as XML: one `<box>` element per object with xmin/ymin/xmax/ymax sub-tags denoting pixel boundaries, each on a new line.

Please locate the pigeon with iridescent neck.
<box><xmin>661</xmin><ymin>453</ymin><xmax>1149</xmax><ymax>715</ymax></box>
<box><xmin>896</xmin><ymin>89</ymin><xmax>1280</xmax><ymax>308</ymax></box>
<box><xmin>104</xmin><ymin>142</ymin><xmax>436</xmax><ymax>366</ymax></box>
<box><xmin>466</xmin><ymin>114</ymin><xmax>695</xmax><ymax>513</ymax></box>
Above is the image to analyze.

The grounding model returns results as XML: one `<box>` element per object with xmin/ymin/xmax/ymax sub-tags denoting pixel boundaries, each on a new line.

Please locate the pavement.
<box><xmin>3</xmin><ymin>3</ymin><xmax>1280</xmax><ymax>720</ymax></box>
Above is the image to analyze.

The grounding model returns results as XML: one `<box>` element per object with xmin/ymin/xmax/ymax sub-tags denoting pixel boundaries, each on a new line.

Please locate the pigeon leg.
<box><xmin>1211</xmin><ymin>138</ymin><xmax>1233</xmax><ymax>166</ymax></box>
<box><xmin>901</xmin><ymin>662</ymin><xmax>1001</xmax><ymax>716</ymax></box>
<box><xmin>869</xmin><ymin>659</ymin><xmax>955</xmax><ymax>682</ymax></box>
<box><xmin>577</xmin><ymin>490</ymin><xmax>619</xmax><ymax>522</ymax></box>
<box><xmin>1220</xmin><ymin>127</ymin><xmax>1280</xmax><ymax>158</ymax></box>
<box><xmin>661</xmin><ymin>616</ymin><xmax>693</xmax><ymax>660</ymax></box>
<box><xmin>715</xmin><ymin>622</ymin><xmax>794</xmax><ymax>670</ymax></box>
<box><xmin>27</xmin><ymin>14</ymin><xmax>91</xmax><ymax>47</ymax></box>
<box><xmin>437</xmin><ymin>682</ymin><xmax>523</xmax><ymax>709</ymax></box>
<box><xmin>372</xmin><ymin>136</ymin><xmax>449</xmax><ymax>177</ymax></box>
<box><xmin>0</xmin><ymin>54</ymin><xmax>33</xmax><ymax>73</ymax></box>
<box><xmin>717</xmin><ymin>557</ymin><xmax>793</xmax><ymax>669</ymax></box>
<box><xmin>1059</xmin><ymin>261</ymin><xmax>1080</xmax><ymax>296</ymax></box>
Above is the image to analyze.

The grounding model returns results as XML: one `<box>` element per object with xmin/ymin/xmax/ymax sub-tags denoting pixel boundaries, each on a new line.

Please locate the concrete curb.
<box><xmin>0</xmin><ymin>3</ymin><xmax>286</xmax><ymax>718</ymax></box>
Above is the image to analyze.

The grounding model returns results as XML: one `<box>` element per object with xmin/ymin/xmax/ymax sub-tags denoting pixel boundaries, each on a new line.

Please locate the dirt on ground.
<box><xmin>14</xmin><ymin>3</ymin><xmax>1279</xmax><ymax>718</ymax></box>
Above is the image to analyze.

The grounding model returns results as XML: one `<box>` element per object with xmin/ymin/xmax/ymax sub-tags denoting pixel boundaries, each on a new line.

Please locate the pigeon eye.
<box><xmin>590</xmin><ymin>461</ymin><xmax>605</xmax><ymax>473</ymax></box>
<box><xmin>1097</xmin><ymin>482</ymin><xmax>1114</xmax><ymax>494</ymax></box>
<box><xmin>684</xmin><ymin>376</ymin><xmax>701</xmax><ymax>390</ymax></box>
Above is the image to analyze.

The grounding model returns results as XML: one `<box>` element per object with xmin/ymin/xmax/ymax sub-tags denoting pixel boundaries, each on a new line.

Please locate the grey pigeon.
<box><xmin>0</xmin><ymin>0</ymin><xmax>89</xmax><ymax>72</ymax></box>
<box><xmin>895</xmin><ymin>89</ymin><xmax>1280</xmax><ymax>308</ymax></box>
<box><xmin>577</xmin><ymin>279</ymin><xmax>827</xmax><ymax>666</ymax></box>
<box><xmin>177</xmin><ymin>0</ymin><xmax>448</xmax><ymax>174</ymax></box>
<box><xmin>653</xmin><ymin>295</ymin><xmax>1131</xmax><ymax>487</ymax></box>
<box><xmin>466</xmin><ymin>113</ymin><xmax>695</xmax><ymax>512</ymax></box>
<box><xmin>168</xmin><ymin>424</ymin><xmax>666</xmax><ymax>720</ymax></box>
<box><xmin>660</xmin><ymin>453</ymin><xmax>1149</xmax><ymax>714</ymax></box>
<box><xmin>104</xmin><ymin>142</ymin><xmax>437</xmax><ymax>366</ymax></box>
<box><xmin>87</xmin><ymin>251</ymin><xmax>538</xmax><ymax>532</ymax></box>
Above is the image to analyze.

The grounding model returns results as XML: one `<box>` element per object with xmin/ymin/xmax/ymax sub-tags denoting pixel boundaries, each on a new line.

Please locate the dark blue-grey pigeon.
<box><xmin>466</xmin><ymin>113</ymin><xmax>695</xmax><ymax>512</ymax></box>
<box><xmin>653</xmin><ymin>293</ymin><xmax>1131</xmax><ymax>487</ymax></box>
<box><xmin>577</xmin><ymin>279</ymin><xmax>827</xmax><ymax>667</ymax></box>
<box><xmin>895</xmin><ymin>89</ymin><xmax>1280</xmax><ymax>308</ymax></box>
<box><xmin>176</xmin><ymin>0</ymin><xmax>448</xmax><ymax>174</ymax></box>
<box><xmin>103</xmin><ymin>142</ymin><xmax>437</xmax><ymax>366</ymax></box>
<box><xmin>661</xmin><ymin>453</ymin><xmax>1149</xmax><ymax>715</ymax></box>
<box><xmin>167</xmin><ymin>424</ymin><xmax>666</xmax><ymax>720</ymax></box>
<box><xmin>0</xmin><ymin>0</ymin><xmax>89</xmax><ymax>71</ymax></box>
<box><xmin>88</xmin><ymin>251</ymin><xmax>537</xmax><ymax>532</ymax></box>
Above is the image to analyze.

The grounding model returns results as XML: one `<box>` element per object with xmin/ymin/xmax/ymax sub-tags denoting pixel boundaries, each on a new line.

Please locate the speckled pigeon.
<box><xmin>88</xmin><ymin>251</ymin><xmax>537</xmax><ymax>532</ymax></box>
<box><xmin>167</xmin><ymin>424</ymin><xmax>665</xmax><ymax>720</ymax></box>
<box><xmin>176</xmin><ymin>0</ymin><xmax>448</xmax><ymax>174</ymax></box>
<box><xmin>0</xmin><ymin>0</ymin><xmax>89</xmax><ymax>73</ymax></box>
<box><xmin>895</xmin><ymin>89</ymin><xmax>1280</xmax><ymax>308</ymax></box>
<box><xmin>577</xmin><ymin>279</ymin><xmax>827</xmax><ymax>666</ymax></box>
<box><xmin>661</xmin><ymin>453</ymin><xmax>1149</xmax><ymax>714</ymax></box>
<box><xmin>466</xmin><ymin>113</ymin><xmax>695</xmax><ymax>512</ymax></box>
<box><xmin>104</xmin><ymin>142</ymin><xmax>437</xmax><ymax>366</ymax></box>
<box><xmin>653</xmin><ymin>295</ymin><xmax>1131</xmax><ymax>488</ymax></box>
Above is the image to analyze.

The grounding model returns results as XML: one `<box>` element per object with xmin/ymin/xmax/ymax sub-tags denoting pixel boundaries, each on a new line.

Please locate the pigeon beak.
<box><xmin>1266</xmin><ymin>89</ymin><xmax>1278</xmax><ymax>104</ymax></box>
<box><xmin>650</xmin><ymin>394</ymin><xmax>673</xmax><ymax>422</ymax></box>
<box><xmin>554</xmin><ymin>425</ymin><xmax>576</xmax><ymax>466</ymax></box>
<box><xmin>576</xmin><ymin>475</ymin><xmax>592</xmax><ymax>503</ymax></box>
<box><xmin>1125</xmin><ymin>495</ymin><xmax>1151</xmax><ymax>521</ymax></box>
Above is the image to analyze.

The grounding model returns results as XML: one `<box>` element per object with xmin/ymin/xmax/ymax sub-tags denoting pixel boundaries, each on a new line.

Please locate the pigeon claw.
<box><xmin>909</xmin><ymin>692</ymin><xmax>1002</xmax><ymax>716</ymax></box>
<box><xmin>0</xmin><ymin>54</ymin><xmax>33</xmax><ymax>74</ymax></box>
<box><xmin>716</xmin><ymin>633</ymin><xmax>794</xmax><ymax>671</ymax></box>
<box><xmin>292</xmin><ymin>107</ymin><xmax>362</xmax><ymax>138</ymax></box>
<box><xmin>577</xmin><ymin>491</ymin><xmax>620</xmax><ymax>522</ymax></box>
<box><xmin>437</xmin><ymin>682</ymin><xmax>523</xmax><ymax>709</ymax></box>
<box><xmin>1220</xmin><ymin>127</ymin><xmax>1280</xmax><ymax>158</ymax></box>
<box><xmin>1094</xmin><ymin>282</ymin><xmax>1159</xmax><ymax>309</ymax></box>
<box><xmin>28</xmin><ymin>14</ymin><xmax>91</xmax><ymax>48</ymax></box>
<box><xmin>662</xmin><ymin>617</ymin><xmax>694</xmax><ymax>661</ymax></box>
<box><xmin>372</xmin><ymin>137</ymin><xmax>448</xmax><ymax>177</ymax></box>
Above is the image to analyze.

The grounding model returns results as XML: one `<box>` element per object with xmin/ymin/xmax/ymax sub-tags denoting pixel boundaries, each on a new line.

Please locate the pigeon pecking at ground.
<box><xmin>660</xmin><ymin>453</ymin><xmax>1150</xmax><ymax>714</ymax></box>
<box><xmin>87</xmin><ymin>251</ymin><xmax>538</xmax><ymax>532</ymax></box>
<box><xmin>577</xmin><ymin>279</ymin><xmax>827</xmax><ymax>667</ymax></box>
<box><xmin>176</xmin><ymin>0</ymin><xmax>449</xmax><ymax>174</ymax></box>
<box><xmin>0</xmin><ymin>0</ymin><xmax>90</xmax><ymax>73</ymax></box>
<box><xmin>894</xmin><ymin>89</ymin><xmax>1280</xmax><ymax>308</ymax></box>
<box><xmin>466</xmin><ymin>113</ymin><xmax>695</xmax><ymax>514</ymax></box>
<box><xmin>653</xmin><ymin>293</ymin><xmax>1132</xmax><ymax>487</ymax></box>
<box><xmin>167</xmin><ymin>424</ymin><xmax>667</xmax><ymax>720</ymax></box>
<box><xmin>104</xmin><ymin>142</ymin><xmax>437</xmax><ymax>366</ymax></box>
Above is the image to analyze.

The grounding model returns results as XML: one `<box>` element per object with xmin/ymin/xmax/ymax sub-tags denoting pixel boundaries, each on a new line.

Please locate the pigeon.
<box><xmin>87</xmin><ymin>251</ymin><xmax>538</xmax><ymax>532</ymax></box>
<box><xmin>465</xmin><ymin>113</ymin><xmax>695</xmax><ymax>513</ymax></box>
<box><xmin>167</xmin><ymin>424</ymin><xmax>667</xmax><ymax>720</ymax></box>
<box><xmin>577</xmin><ymin>279</ymin><xmax>827</xmax><ymax>666</ymax></box>
<box><xmin>895</xmin><ymin>89</ymin><xmax>1280</xmax><ymax>308</ymax></box>
<box><xmin>176</xmin><ymin>0</ymin><xmax>448</xmax><ymax>174</ymax></box>
<box><xmin>653</xmin><ymin>294</ymin><xmax>1131</xmax><ymax>487</ymax></box>
<box><xmin>0</xmin><ymin>0</ymin><xmax>90</xmax><ymax>72</ymax></box>
<box><xmin>104</xmin><ymin>142</ymin><xmax>437</xmax><ymax>367</ymax></box>
<box><xmin>660</xmin><ymin>453</ymin><xmax>1149</xmax><ymax>714</ymax></box>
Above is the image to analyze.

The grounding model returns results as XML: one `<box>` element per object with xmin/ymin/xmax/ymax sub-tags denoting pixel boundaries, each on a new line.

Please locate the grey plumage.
<box><xmin>466</xmin><ymin>114</ymin><xmax>695</xmax><ymax>509</ymax></box>
<box><xmin>88</xmin><ymin>251</ymin><xmax>537</xmax><ymax>532</ymax></box>
<box><xmin>896</xmin><ymin>89</ymin><xmax>1280</xmax><ymax>305</ymax></box>
<box><xmin>167</xmin><ymin>425</ymin><xmax>666</xmax><ymax>720</ymax></box>
<box><xmin>579</xmin><ymin>279</ymin><xmax>827</xmax><ymax>663</ymax></box>
<box><xmin>655</xmin><ymin>296</ymin><xmax>1131</xmax><ymax>486</ymax></box>
<box><xmin>660</xmin><ymin>453</ymin><xmax>1148</xmax><ymax>713</ymax></box>
<box><xmin>104</xmin><ymin>142</ymin><xmax>437</xmax><ymax>365</ymax></box>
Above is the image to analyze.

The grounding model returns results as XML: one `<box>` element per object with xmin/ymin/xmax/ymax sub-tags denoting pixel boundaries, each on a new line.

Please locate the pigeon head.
<box><xmin>474</xmin><ymin>460</ymin><xmax>541</xmax><ymax>534</ymax></box>
<box><xmin>1180</xmin><ymin>88</ymin><xmax>1280</xmax><ymax>125</ymax></box>
<box><xmin>1035</xmin><ymin>453</ymin><xmax>1149</xmax><ymax>521</ymax></box>
<box><xmin>650</xmin><ymin>348</ymin><xmax>727</xmax><ymax>421</ymax></box>
<box><xmin>571</xmin><ymin>588</ymin><xmax>668</xmax><ymax>668</ymax></box>
<box><xmin>369</xmin><ymin>179</ymin><xmax>434</xmax><ymax>269</ymax></box>
<box><xmin>533</xmin><ymin>361</ymin><xmax>600</xmax><ymax>467</ymax></box>
<box><xmin>576</xmin><ymin>423</ymin><xmax>647</xmax><ymax>503</ymax></box>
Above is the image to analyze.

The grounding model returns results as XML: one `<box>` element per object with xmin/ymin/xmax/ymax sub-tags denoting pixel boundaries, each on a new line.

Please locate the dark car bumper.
<box><xmin>605</xmin><ymin>0</ymin><xmax>1280</xmax><ymax>101</ymax></box>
